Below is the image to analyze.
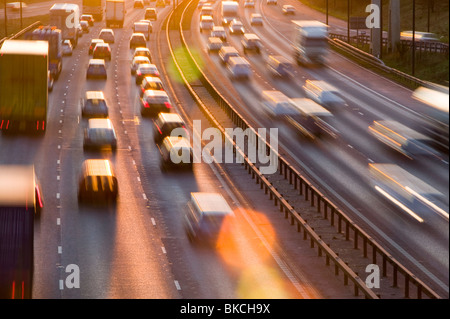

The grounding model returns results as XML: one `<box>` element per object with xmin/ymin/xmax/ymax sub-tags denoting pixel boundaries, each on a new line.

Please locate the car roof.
<box><xmin>82</xmin><ymin>159</ymin><xmax>115</xmax><ymax>177</ymax></box>
<box><xmin>89</xmin><ymin>58</ymin><xmax>106</xmax><ymax>65</ymax></box>
<box><xmin>88</xmin><ymin>118</ymin><xmax>114</xmax><ymax>129</ymax></box>
<box><xmin>163</xmin><ymin>136</ymin><xmax>191</xmax><ymax>149</ymax></box>
<box><xmin>85</xmin><ymin>91</ymin><xmax>105</xmax><ymax>100</ymax></box>
<box><xmin>0</xmin><ymin>165</ymin><xmax>36</xmax><ymax>206</ymax></box>
<box><xmin>143</xmin><ymin>76</ymin><xmax>162</xmax><ymax>82</ymax></box>
<box><xmin>190</xmin><ymin>192</ymin><xmax>234</xmax><ymax>216</ymax></box>
<box><xmin>91</xmin><ymin>38</ymin><xmax>104</xmax><ymax>43</ymax></box>
<box><xmin>157</xmin><ymin>112</ymin><xmax>183</xmax><ymax>123</ymax></box>
<box><xmin>131</xmin><ymin>32</ymin><xmax>146</xmax><ymax>38</ymax></box>
<box><xmin>145</xmin><ymin>90</ymin><xmax>169</xmax><ymax>98</ymax></box>
<box><xmin>133</xmin><ymin>56</ymin><xmax>151</xmax><ymax>62</ymax></box>
<box><xmin>289</xmin><ymin>98</ymin><xmax>332</xmax><ymax>116</ymax></box>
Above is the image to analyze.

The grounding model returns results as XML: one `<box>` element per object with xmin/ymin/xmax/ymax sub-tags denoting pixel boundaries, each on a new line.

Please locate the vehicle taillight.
<box><xmin>156</xmin><ymin>124</ymin><xmax>162</xmax><ymax>135</ymax></box>
<box><xmin>164</xmin><ymin>102</ymin><xmax>172</xmax><ymax>109</ymax></box>
<box><xmin>36</xmin><ymin>185</ymin><xmax>44</xmax><ymax>208</ymax></box>
<box><xmin>143</xmin><ymin>101</ymin><xmax>149</xmax><ymax>108</ymax></box>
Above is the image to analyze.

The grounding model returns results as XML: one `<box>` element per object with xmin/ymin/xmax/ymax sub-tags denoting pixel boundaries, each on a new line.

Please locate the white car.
<box><xmin>267</xmin><ymin>0</ymin><xmax>277</xmax><ymax>4</ymax></box>
<box><xmin>62</xmin><ymin>40</ymin><xmax>73</xmax><ymax>56</ymax></box>
<box><xmin>130</xmin><ymin>56</ymin><xmax>151</xmax><ymax>74</ymax></box>
<box><xmin>200</xmin><ymin>15</ymin><xmax>214</xmax><ymax>33</ymax></box>
<box><xmin>211</xmin><ymin>26</ymin><xmax>226</xmax><ymax>41</ymax></box>
<box><xmin>250</xmin><ymin>13</ymin><xmax>263</xmax><ymax>26</ymax></box>
<box><xmin>229</xmin><ymin>19</ymin><xmax>245</xmax><ymax>35</ymax></box>
<box><xmin>282</xmin><ymin>5</ymin><xmax>295</xmax><ymax>15</ymax></box>
<box><xmin>244</xmin><ymin>0</ymin><xmax>255</xmax><ymax>8</ymax></box>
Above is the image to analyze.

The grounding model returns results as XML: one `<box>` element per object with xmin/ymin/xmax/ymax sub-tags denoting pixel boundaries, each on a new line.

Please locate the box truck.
<box><xmin>49</xmin><ymin>3</ymin><xmax>80</xmax><ymax>48</ymax></box>
<box><xmin>0</xmin><ymin>40</ymin><xmax>48</xmax><ymax>134</ymax></box>
<box><xmin>292</xmin><ymin>20</ymin><xmax>329</xmax><ymax>66</ymax></box>
<box><xmin>106</xmin><ymin>0</ymin><xmax>125</xmax><ymax>28</ymax></box>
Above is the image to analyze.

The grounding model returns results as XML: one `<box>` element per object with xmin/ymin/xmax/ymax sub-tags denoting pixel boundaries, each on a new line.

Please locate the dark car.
<box><xmin>83</xmin><ymin>119</ymin><xmax>117</xmax><ymax>151</ymax></box>
<box><xmin>81</xmin><ymin>91</ymin><xmax>109</xmax><ymax>118</ymax></box>
<box><xmin>80</xmin><ymin>20</ymin><xmax>89</xmax><ymax>33</ymax></box>
<box><xmin>93</xmin><ymin>43</ymin><xmax>111</xmax><ymax>61</ymax></box>
<box><xmin>78</xmin><ymin>159</ymin><xmax>118</xmax><ymax>203</ymax></box>
<box><xmin>86</xmin><ymin>59</ymin><xmax>107</xmax><ymax>79</ymax></box>
<box><xmin>80</xmin><ymin>14</ymin><xmax>94</xmax><ymax>26</ymax></box>
<box><xmin>89</xmin><ymin>38</ymin><xmax>104</xmax><ymax>55</ymax></box>
<box><xmin>145</xmin><ymin>8</ymin><xmax>157</xmax><ymax>20</ymax></box>
<box><xmin>130</xmin><ymin>33</ymin><xmax>147</xmax><ymax>49</ymax></box>
<box><xmin>153</xmin><ymin>112</ymin><xmax>186</xmax><ymax>143</ymax></box>
<box><xmin>140</xmin><ymin>90</ymin><xmax>172</xmax><ymax>117</ymax></box>
<box><xmin>134</xmin><ymin>0</ymin><xmax>144</xmax><ymax>8</ymax></box>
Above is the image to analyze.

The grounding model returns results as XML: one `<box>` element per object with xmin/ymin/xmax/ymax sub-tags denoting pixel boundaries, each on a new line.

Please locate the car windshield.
<box><xmin>89</xmin><ymin>129</ymin><xmax>115</xmax><ymax>143</ymax></box>
<box><xmin>86</xmin><ymin>99</ymin><xmax>107</xmax><ymax>110</ymax></box>
<box><xmin>140</xmin><ymin>67</ymin><xmax>157</xmax><ymax>73</ymax></box>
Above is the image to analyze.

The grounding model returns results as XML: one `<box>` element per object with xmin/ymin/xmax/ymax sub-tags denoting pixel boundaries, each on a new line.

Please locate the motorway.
<box><xmin>0</xmin><ymin>0</ymin><xmax>448</xmax><ymax>299</ymax></box>
<box><xmin>187</xmin><ymin>0</ymin><xmax>449</xmax><ymax>296</ymax></box>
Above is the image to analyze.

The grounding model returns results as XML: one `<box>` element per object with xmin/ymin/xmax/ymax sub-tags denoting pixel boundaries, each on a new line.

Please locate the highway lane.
<box><xmin>188</xmin><ymin>0</ymin><xmax>449</xmax><ymax>295</ymax></box>
<box><xmin>0</xmin><ymin>1</ymin><xmax>354</xmax><ymax>299</ymax></box>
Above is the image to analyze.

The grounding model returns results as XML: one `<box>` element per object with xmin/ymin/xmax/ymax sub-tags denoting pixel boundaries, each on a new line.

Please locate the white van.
<box><xmin>227</xmin><ymin>56</ymin><xmax>252</xmax><ymax>80</ymax></box>
<box><xmin>133</xmin><ymin>21</ymin><xmax>151</xmax><ymax>39</ymax></box>
<box><xmin>184</xmin><ymin>192</ymin><xmax>234</xmax><ymax>243</ymax></box>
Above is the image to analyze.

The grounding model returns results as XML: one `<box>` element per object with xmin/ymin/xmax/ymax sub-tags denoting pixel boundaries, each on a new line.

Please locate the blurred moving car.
<box><xmin>140</xmin><ymin>90</ymin><xmax>172</xmax><ymax>117</ymax></box>
<box><xmin>99</xmin><ymin>28</ymin><xmax>115</xmax><ymax>44</ymax></box>
<box><xmin>184</xmin><ymin>192</ymin><xmax>234</xmax><ymax>244</ymax></box>
<box><xmin>303</xmin><ymin>80</ymin><xmax>346</xmax><ymax>111</ymax></box>
<box><xmin>207</xmin><ymin>37</ymin><xmax>223</xmax><ymax>53</ymax></box>
<box><xmin>92</xmin><ymin>43</ymin><xmax>112</xmax><ymax>61</ymax></box>
<box><xmin>200</xmin><ymin>5</ymin><xmax>213</xmax><ymax>18</ymax></box>
<box><xmin>369</xmin><ymin>163</ymin><xmax>447</xmax><ymax>223</ymax></box>
<box><xmin>229</xmin><ymin>19</ymin><xmax>245</xmax><ymax>35</ymax></box>
<box><xmin>153</xmin><ymin>112</ymin><xmax>186</xmax><ymax>143</ymax></box>
<box><xmin>62</xmin><ymin>40</ymin><xmax>73</xmax><ymax>56</ymax></box>
<box><xmin>211</xmin><ymin>26</ymin><xmax>227</xmax><ymax>41</ymax></box>
<box><xmin>266</xmin><ymin>0</ymin><xmax>277</xmax><ymax>4</ymax></box>
<box><xmin>267</xmin><ymin>55</ymin><xmax>294</xmax><ymax>77</ymax></box>
<box><xmin>200</xmin><ymin>15</ymin><xmax>214</xmax><ymax>33</ymax></box>
<box><xmin>80</xmin><ymin>14</ymin><xmax>94</xmax><ymax>26</ymax></box>
<box><xmin>159</xmin><ymin>136</ymin><xmax>193</xmax><ymax>170</ymax></box>
<box><xmin>129</xmin><ymin>32</ymin><xmax>147</xmax><ymax>49</ymax></box>
<box><xmin>219</xmin><ymin>46</ymin><xmax>240</xmax><ymax>64</ymax></box>
<box><xmin>368</xmin><ymin>120</ymin><xmax>439</xmax><ymax>159</ymax></box>
<box><xmin>135</xmin><ymin>63</ymin><xmax>160</xmax><ymax>84</ymax></box>
<box><xmin>78</xmin><ymin>159</ymin><xmax>118</xmax><ymax>203</ymax></box>
<box><xmin>286</xmin><ymin>98</ymin><xmax>339</xmax><ymax>140</ymax></box>
<box><xmin>89</xmin><ymin>38</ymin><xmax>104</xmax><ymax>55</ymax></box>
<box><xmin>130</xmin><ymin>56</ymin><xmax>151</xmax><ymax>74</ymax></box>
<box><xmin>81</xmin><ymin>91</ymin><xmax>109</xmax><ymax>118</ymax></box>
<box><xmin>227</xmin><ymin>56</ymin><xmax>252</xmax><ymax>80</ymax></box>
<box><xmin>250</xmin><ymin>13</ymin><xmax>263</xmax><ymax>26</ymax></box>
<box><xmin>282</xmin><ymin>5</ymin><xmax>295</xmax><ymax>14</ymax></box>
<box><xmin>244</xmin><ymin>0</ymin><xmax>255</xmax><ymax>8</ymax></box>
<box><xmin>400</xmin><ymin>31</ymin><xmax>441</xmax><ymax>42</ymax></box>
<box><xmin>83</xmin><ymin>118</ymin><xmax>117</xmax><ymax>151</ymax></box>
<box><xmin>242</xmin><ymin>33</ymin><xmax>262</xmax><ymax>54</ymax></box>
<box><xmin>86</xmin><ymin>59</ymin><xmax>107</xmax><ymax>79</ymax></box>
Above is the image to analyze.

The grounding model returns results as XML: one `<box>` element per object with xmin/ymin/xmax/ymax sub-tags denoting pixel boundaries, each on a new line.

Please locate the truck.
<box><xmin>82</xmin><ymin>0</ymin><xmax>105</xmax><ymax>21</ymax></box>
<box><xmin>25</xmin><ymin>26</ymin><xmax>63</xmax><ymax>80</ymax></box>
<box><xmin>49</xmin><ymin>3</ymin><xmax>80</xmax><ymax>48</ymax></box>
<box><xmin>0</xmin><ymin>40</ymin><xmax>48</xmax><ymax>134</ymax></box>
<box><xmin>0</xmin><ymin>165</ymin><xmax>43</xmax><ymax>299</ymax></box>
<box><xmin>292</xmin><ymin>20</ymin><xmax>329</xmax><ymax>66</ymax></box>
<box><xmin>106</xmin><ymin>0</ymin><xmax>125</xmax><ymax>28</ymax></box>
<box><xmin>221</xmin><ymin>1</ymin><xmax>239</xmax><ymax>26</ymax></box>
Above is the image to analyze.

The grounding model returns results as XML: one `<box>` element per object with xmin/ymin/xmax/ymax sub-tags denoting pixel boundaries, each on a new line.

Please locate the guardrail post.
<box><xmin>393</xmin><ymin>265</ymin><xmax>398</xmax><ymax>287</ymax></box>
<box><xmin>311</xmin><ymin>189</ymin><xmax>315</xmax><ymax>207</ymax></box>
<box><xmin>382</xmin><ymin>255</ymin><xmax>387</xmax><ymax>277</ymax></box>
<box><xmin>345</xmin><ymin>221</ymin><xmax>350</xmax><ymax>241</ymax></box>
<box><xmin>405</xmin><ymin>275</ymin><xmax>410</xmax><ymax>298</ymax></box>
<box><xmin>363</xmin><ymin>237</ymin><xmax>368</xmax><ymax>258</ymax></box>
<box><xmin>354</xmin><ymin>228</ymin><xmax>358</xmax><ymax>249</ymax></box>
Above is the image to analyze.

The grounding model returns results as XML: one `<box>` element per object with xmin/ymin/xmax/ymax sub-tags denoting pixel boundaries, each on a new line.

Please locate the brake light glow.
<box><xmin>36</xmin><ymin>185</ymin><xmax>44</xmax><ymax>208</ymax></box>
<box><xmin>164</xmin><ymin>102</ymin><xmax>172</xmax><ymax>109</ymax></box>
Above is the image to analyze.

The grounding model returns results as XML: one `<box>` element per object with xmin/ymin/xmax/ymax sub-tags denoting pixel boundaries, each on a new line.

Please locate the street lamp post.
<box><xmin>347</xmin><ymin>0</ymin><xmax>350</xmax><ymax>43</ymax></box>
<box><xmin>4</xmin><ymin>0</ymin><xmax>7</xmax><ymax>36</ymax></box>
<box><xmin>326</xmin><ymin>0</ymin><xmax>328</xmax><ymax>25</ymax></box>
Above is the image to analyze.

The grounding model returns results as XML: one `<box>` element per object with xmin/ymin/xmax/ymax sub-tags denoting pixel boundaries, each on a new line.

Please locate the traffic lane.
<box><xmin>253</xmin><ymin>1</ymin><xmax>449</xmax><ymax>130</ymax></box>
<box><xmin>55</xmin><ymin>21</ymin><xmax>180</xmax><ymax>298</ymax></box>
<box><xmin>127</xmin><ymin>65</ymin><xmax>306</xmax><ymax>299</ymax></box>
<box><xmin>187</xmin><ymin>27</ymin><xmax>449</xmax><ymax>290</ymax></box>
